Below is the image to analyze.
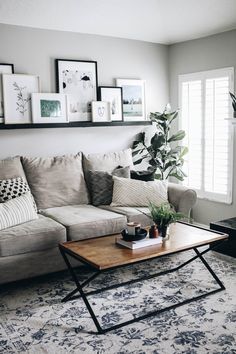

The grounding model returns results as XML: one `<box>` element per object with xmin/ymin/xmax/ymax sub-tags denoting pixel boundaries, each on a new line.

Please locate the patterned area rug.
<box><xmin>0</xmin><ymin>249</ymin><xmax>236</xmax><ymax>354</ymax></box>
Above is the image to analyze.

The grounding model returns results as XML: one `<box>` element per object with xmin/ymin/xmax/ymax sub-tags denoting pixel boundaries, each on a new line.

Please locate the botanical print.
<box><xmin>57</xmin><ymin>60</ymin><xmax>97</xmax><ymax>122</ymax></box>
<box><xmin>2</xmin><ymin>74</ymin><xmax>40</xmax><ymax>124</ymax></box>
<box><xmin>0</xmin><ymin>64</ymin><xmax>13</xmax><ymax>122</ymax></box>
<box><xmin>0</xmin><ymin>250</ymin><xmax>235</xmax><ymax>353</ymax></box>
<box><xmin>40</xmin><ymin>99</ymin><xmax>62</xmax><ymax>118</ymax></box>
<box><xmin>13</xmin><ymin>82</ymin><xmax>30</xmax><ymax>117</ymax></box>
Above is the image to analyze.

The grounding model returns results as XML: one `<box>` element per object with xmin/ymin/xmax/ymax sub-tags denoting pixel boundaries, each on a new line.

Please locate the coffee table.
<box><xmin>59</xmin><ymin>222</ymin><xmax>228</xmax><ymax>334</ymax></box>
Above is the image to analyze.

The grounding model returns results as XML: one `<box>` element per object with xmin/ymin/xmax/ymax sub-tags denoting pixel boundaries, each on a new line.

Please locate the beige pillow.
<box><xmin>22</xmin><ymin>153</ymin><xmax>89</xmax><ymax>210</ymax></box>
<box><xmin>111</xmin><ymin>176</ymin><xmax>168</xmax><ymax>207</ymax></box>
<box><xmin>83</xmin><ymin>149</ymin><xmax>133</xmax><ymax>172</ymax></box>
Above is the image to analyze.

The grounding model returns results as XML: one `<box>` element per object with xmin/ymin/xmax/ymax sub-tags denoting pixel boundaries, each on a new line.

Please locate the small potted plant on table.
<box><xmin>149</xmin><ymin>203</ymin><xmax>185</xmax><ymax>240</ymax></box>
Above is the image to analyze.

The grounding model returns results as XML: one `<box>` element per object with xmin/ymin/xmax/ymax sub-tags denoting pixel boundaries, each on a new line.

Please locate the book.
<box><xmin>116</xmin><ymin>236</ymin><xmax>163</xmax><ymax>249</ymax></box>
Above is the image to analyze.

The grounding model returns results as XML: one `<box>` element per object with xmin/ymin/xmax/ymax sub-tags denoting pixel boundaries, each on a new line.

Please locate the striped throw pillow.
<box><xmin>0</xmin><ymin>192</ymin><xmax>38</xmax><ymax>231</ymax></box>
<box><xmin>111</xmin><ymin>176</ymin><xmax>168</xmax><ymax>207</ymax></box>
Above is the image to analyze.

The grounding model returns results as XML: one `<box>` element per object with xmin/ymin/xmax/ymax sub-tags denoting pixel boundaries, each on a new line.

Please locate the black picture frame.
<box><xmin>55</xmin><ymin>58</ymin><xmax>98</xmax><ymax>122</ymax></box>
<box><xmin>98</xmin><ymin>86</ymin><xmax>123</xmax><ymax>122</ymax></box>
<box><xmin>0</xmin><ymin>63</ymin><xmax>14</xmax><ymax>121</ymax></box>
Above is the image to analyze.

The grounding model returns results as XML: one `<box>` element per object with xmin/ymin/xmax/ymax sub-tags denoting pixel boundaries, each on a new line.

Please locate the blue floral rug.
<box><xmin>0</xmin><ymin>249</ymin><xmax>236</xmax><ymax>354</ymax></box>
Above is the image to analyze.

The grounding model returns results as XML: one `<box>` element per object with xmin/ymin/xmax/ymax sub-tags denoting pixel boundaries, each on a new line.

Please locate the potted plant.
<box><xmin>132</xmin><ymin>105</ymin><xmax>188</xmax><ymax>181</ymax></box>
<box><xmin>229</xmin><ymin>92</ymin><xmax>236</xmax><ymax>118</ymax></box>
<box><xmin>149</xmin><ymin>202</ymin><xmax>185</xmax><ymax>240</ymax></box>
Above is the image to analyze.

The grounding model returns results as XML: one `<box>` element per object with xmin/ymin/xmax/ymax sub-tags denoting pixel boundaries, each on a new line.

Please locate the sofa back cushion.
<box><xmin>22</xmin><ymin>153</ymin><xmax>89</xmax><ymax>210</ymax></box>
<box><xmin>0</xmin><ymin>156</ymin><xmax>26</xmax><ymax>180</ymax></box>
<box><xmin>83</xmin><ymin>148</ymin><xmax>133</xmax><ymax>173</ymax></box>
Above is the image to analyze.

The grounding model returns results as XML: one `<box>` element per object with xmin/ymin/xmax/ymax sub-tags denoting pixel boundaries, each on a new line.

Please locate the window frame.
<box><xmin>178</xmin><ymin>67</ymin><xmax>234</xmax><ymax>204</ymax></box>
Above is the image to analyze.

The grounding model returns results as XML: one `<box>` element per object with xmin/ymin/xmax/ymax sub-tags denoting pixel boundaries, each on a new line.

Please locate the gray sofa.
<box><xmin>0</xmin><ymin>150</ymin><xmax>197</xmax><ymax>285</ymax></box>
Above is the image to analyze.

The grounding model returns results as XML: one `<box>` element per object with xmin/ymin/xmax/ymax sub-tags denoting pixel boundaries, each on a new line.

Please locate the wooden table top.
<box><xmin>60</xmin><ymin>222</ymin><xmax>228</xmax><ymax>270</ymax></box>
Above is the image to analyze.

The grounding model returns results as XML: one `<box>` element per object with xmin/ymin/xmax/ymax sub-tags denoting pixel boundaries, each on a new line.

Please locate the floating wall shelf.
<box><xmin>0</xmin><ymin>121</ymin><xmax>152</xmax><ymax>130</ymax></box>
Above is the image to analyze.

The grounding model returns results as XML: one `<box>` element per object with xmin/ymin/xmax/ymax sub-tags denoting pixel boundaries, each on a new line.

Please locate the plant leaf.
<box><xmin>168</xmin><ymin>130</ymin><xmax>185</xmax><ymax>143</ymax></box>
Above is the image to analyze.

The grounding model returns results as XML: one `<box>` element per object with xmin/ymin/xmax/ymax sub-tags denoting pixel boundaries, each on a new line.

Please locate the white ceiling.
<box><xmin>0</xmin><ymin>0</ymin><xmax>236</xmax><ymax>44</ymax></box>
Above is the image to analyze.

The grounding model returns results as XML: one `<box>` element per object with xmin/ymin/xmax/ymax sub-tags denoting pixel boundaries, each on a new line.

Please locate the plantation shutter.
<box><xmin>179</xmin><ymin>67</ymin><xmax>234</xmax><ymax>204</ymax></box>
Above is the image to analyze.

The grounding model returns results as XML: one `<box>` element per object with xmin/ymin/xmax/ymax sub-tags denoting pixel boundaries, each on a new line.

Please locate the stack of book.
<box><xmin>116</xmin><ymin>236</ymin><xmax>162</xmax><ymax>249</ymax></box>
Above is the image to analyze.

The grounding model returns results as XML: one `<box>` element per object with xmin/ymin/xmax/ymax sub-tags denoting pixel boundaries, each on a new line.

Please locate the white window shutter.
<box><xmin>179</xmin><ymin>67</ymin><xmax>234</xmax><ymax>204</ymax></box>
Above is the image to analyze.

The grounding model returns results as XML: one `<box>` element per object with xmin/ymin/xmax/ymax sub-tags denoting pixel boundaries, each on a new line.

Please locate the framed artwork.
<box><xmin>116</xmin><ymin>79</ymin><xmax>146</xmax><ymax>121</ymax></box>
<box><xmin>31</xmin><ymin>93</ymin><xmax>68</xmax><ymax>124</ymax></box>
<box><xmin>2</xmin><ymin>74</ymin><xmax>40</xmax><ymax>124</ymax></box>
<box><xmin>0</xmin><ymin>63</ymin><xmax>14</xmax><ymax>123</ymax></box>
<box><xmin>98</xmin><ymin>86</ymin><xmax>123</xmax><ymax>121</ymax></box>
<box><xmin>92</xmin><ymin>101</ymin><xmax>111</xmax><ymax>122</ymax></box>
<box><xmin>56</xmin><ymin>59</ymin><xmax>98</xmax><ymax>122</ymax></box>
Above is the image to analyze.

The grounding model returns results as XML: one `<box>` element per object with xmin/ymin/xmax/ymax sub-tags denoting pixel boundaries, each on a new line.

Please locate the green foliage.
<box><xmin>229</xmin><ymin>92</ymin><xmax>236</xmax><ymax>111</ymax></box>
<box><xmin>132</xmin><ymin>106</ymin><xmax>188</xmax><ymax>181</ymax></box>
<box><xmin>149</xmin><ymin>202</ymin><xmax>185</xmax><ymax>228</ymax></box>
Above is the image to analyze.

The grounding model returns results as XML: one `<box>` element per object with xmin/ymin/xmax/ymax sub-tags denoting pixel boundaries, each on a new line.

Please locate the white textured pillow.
<box><xmin>111</xmin><ymin>176</ymin><xmax>168</xmax><ymax>207</ymax></box>
<box><xmin>0</xmin><ymin>192</ymin><xmax>38</xmax><ymax>231</ymax></box>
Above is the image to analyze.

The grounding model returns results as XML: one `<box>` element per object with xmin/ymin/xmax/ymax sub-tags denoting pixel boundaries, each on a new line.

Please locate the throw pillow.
<box><xmin>131</xmin><ymin>169</ymin><xmax>155</xmax><ymax>182</ymax></box>
<box><xmin>22</xmin><ymin>153</ymin><xmax>89</xmax><ymax>210</ymax></box>
<box><xmin>0</xmin><ymin>192</ymin><xmax>38</xmax><ymax>231</ymax></box>
<box><xmin>111</xmin><ymin>176</ymin><xmax>168</xmax><ymax>207</ymax></box>
<box><xmin>89</xmin><ymin>166</ymin><xmax>130</xmax><ymax>206</ymax></box>
<box><xmin>0</xmin><ymin>176</ymin><xmax>30</xmax><ymax>202</ymax></box>
<box><xmin>0</xmin><ymin>176</ymin><xmax>37</xmax><ymax>212</ymax></box>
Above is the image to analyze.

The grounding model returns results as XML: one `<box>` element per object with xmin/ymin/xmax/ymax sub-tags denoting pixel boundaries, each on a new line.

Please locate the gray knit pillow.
<box><xmin>89</xmin><ymin>166</ymin><xmax>130</xmax><ymax>206</ymax></box>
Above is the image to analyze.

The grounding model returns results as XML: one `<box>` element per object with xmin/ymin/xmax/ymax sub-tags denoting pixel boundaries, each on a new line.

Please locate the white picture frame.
<box><xmin>2</xmin><ymin>74</ymin><xmax>40</xmax><ymax>124</ymax></box>
<box><xmin>98</xmin><ymin>86</ymin><xmax>123</xmax><ymax>121</ymax></box>
<box><xmin>92</xmin><ymin>101</ymin><xmax>111</xmax><ymax>122</ymax></box>
<box><xmin>56</xmin><ymin>59</ymin><xmax>98</xmax><ymax>122</ymax></box>
<box><xmin>31</xmin><ymin>93</ymin><xmax>68</xmax><ymax>124</ymax></box>
<box><xmin>116</xmin><ymin>79</ymin><xmax>146</xmax><ymax>121</ymax></box>
<box><xmin>0</xmin><ymin>63</ymin><xmax>14</xmax><ymax>123</ymax></box>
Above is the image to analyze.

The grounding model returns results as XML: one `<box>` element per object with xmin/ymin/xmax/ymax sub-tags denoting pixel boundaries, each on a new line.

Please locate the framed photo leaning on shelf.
<box><xmin>92</xmin><ymin>101</ymin><xmax>111</xmax><ymax>123</ymax></box>
<box><xmin>0</xmin><ymin>63</ymin><xmax>14</xmax><ymax>123</ymax></box>
<box><xmin>2</xmin><ymin>74</ymin><xmax>40</xmax><ymax>124</ymax></box>
<box><xmin>116</xmin><ymin>79</ymin><xmax>146</xmax><ymax>121</ymax></box>
<box><xmin>56</xmin><ymin>59</ymin><xmax>98</xmax><ymax>122</ymax></box>
<box><xmin>98</xmin><ymin>86</ymin><xmax>123</xmax><ymax>121</ymax></box>
<box><xmin>31</xmin><ymin>93</ymin><xmax>68</xmax><ymax>124</ymax></box>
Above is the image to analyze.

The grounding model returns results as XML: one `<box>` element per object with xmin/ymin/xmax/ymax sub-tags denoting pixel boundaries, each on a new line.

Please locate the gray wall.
<box><xmin>0</xmin><ymin>23</ymin><xmax>169</xmax><ymax>158</ymax></box>
<box><xmin>169</xmin><ymin>30</ymin><xmax>236</xmax><ymax>225</ymax></box>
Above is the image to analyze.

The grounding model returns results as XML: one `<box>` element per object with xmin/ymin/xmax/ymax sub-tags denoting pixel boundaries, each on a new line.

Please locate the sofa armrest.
<box><xmin>168</xmin><ymin>182</ymin><xmax>197</xmax><ymax>217</ymax></box>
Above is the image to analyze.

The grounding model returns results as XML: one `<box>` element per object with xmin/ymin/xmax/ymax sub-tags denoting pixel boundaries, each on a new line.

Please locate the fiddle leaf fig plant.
<box><xmin>132</xmin><ymin>105</ymin><xmax>188</xmax><ymax>181</ymax></box>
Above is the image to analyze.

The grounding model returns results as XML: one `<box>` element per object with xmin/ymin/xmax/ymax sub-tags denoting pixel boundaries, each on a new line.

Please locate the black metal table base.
<box><xmin>59</xmin><ymin>244</ymin><xmax>225</xmax><ymax>334</ymax></box>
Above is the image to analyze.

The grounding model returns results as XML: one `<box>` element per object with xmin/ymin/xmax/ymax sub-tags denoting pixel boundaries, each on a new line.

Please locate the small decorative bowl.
<box><xmin>121</xmin><ymin>228</ymin><xmax>147</xmax><ymax>242</ymax></box>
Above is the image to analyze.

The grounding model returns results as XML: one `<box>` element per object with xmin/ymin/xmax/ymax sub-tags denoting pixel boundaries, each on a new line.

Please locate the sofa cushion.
<box><xmin>40</xmin><ymin>205</ymin><xmax>127</xmax><ymax>241</ymax></box>
<box><xmin>83</xmin><ymin>148</ymin><xmax>133</xmax><ymax>173</ymax></box>
<box><xmin>22</xmin><ymin>153</ymin><xmax>89</xmax><ymax>210</ymax></box>
<box><xmin>99</xmin><ymin>205</ymin><xmax>152</xmax><ymax>227</ymax></box>
<box><xmin>0</xmin><ymin>214</ymin><xmax>66</xmax><ymax>257</ymax></box>
<box><xmin>0</xmin><ymin>192</ymin><xmax>38</xmax><ymax>231</ymax></box>
<box><xmin>0</xmin><ymin>156</ymin><xmax>26</xmax><ymax>180</ymax></box>
<box><xmin>111</xmin><ymin>176</ymin><xmax>168</xmax><ymax>207</ymax></box>
<box><xmin>89</xmin><ymin>166</ymin><xmax>130</xmax><ymax>206</ymax></box>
